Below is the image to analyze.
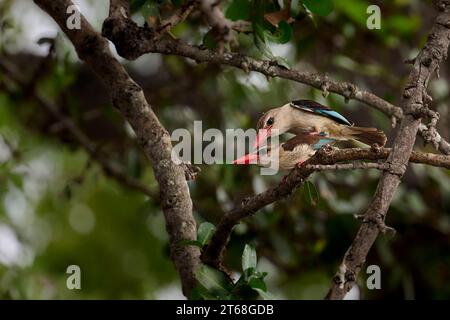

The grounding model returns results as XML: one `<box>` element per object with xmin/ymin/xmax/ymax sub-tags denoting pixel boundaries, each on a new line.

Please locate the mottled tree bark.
<box><xmin>33</xmin><ymin>0</ymin><xmax>201</xmax><ymax>297</ymax></box>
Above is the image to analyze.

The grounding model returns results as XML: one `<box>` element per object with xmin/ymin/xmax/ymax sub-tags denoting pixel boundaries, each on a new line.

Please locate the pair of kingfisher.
<box><xmin>234</xmin><ymin>100</ymin><xmax>387</xmax><ymax>170</ymax></box>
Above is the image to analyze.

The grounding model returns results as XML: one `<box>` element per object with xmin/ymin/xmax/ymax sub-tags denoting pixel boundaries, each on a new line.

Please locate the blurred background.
<box><xmin>0</xmin><ymin>0</ymin><xmax>449</xmax><ymax>299</ymax></box>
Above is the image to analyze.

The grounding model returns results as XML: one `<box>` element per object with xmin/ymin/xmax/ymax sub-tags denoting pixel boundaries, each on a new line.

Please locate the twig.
<box><xmin>197</xmin><ymin>0</ymin><xmax>233</xmax><ymax>50</ymax></box>
<box><xmin>305</xmin><ymin>162</ymin><xmax>388</xmax><ymax>171</ymax></box>
<box><xmin>232</xmin><ymin>20</ymin><xmax>252</xmax><ymax>33</ymax></box>
<box><xmin>157</xmin><ymin>1</ymin><xmax>195</xmax><ymax>35</ymax></box>
<box><xmin>419</xmin><ymin>123</ymin><xmax>450</xmax><ymax>154</ymax></box>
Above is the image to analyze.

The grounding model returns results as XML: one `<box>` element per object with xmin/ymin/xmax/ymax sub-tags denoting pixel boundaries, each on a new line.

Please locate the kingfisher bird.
<box><xmin>234</xmin><ymin>134</ymin><xmax>335</xmax><ymax>170</ymax></box>
<box><xmin>254</xmin><ymin>99</ymin><xmax>387</xmax><ymax>149</ymax></box>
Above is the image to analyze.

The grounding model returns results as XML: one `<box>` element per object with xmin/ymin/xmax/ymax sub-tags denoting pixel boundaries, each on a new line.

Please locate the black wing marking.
<box><xmin>291</xmin><ymin>99</ymin><xmax>332</xmax><ymax>111</ymax></box>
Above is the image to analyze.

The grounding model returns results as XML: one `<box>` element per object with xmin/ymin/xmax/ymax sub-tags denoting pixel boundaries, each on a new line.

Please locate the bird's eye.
<box><xmin>266</xmin><ymin>117</ymin><xmax>274</xmax><ymax>126</ymax></box>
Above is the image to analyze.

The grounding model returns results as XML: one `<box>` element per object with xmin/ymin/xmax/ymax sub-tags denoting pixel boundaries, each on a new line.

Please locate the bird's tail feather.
<box><xmin>340</xmin><ymin>126</ymin><xmax>387</xmax><ymax>147</ymax></box>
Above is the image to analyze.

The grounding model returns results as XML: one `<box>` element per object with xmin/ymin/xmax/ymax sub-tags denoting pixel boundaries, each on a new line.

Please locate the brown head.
<box><xmin>254</xmin><ymin>104</ymin><xmax>293</xmax><ymax>148</ymax></box>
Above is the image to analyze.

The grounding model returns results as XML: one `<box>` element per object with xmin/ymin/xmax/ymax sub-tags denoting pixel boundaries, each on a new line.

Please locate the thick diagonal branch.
<box><xmin>325</xmin><ymin>1</ymin><xmax>450</xmax><ymax>300</ymax></box>
<box><xmin>33</xmin><ymin>0</ymin><xmax>200</xmax><ymax>296</ymax></box>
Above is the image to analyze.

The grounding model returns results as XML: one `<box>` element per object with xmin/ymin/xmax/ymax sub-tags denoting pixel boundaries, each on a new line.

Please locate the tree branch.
<box><xmin>419</xmin><ymin>123</ymin><xmax>450</xmax><ymax>154</ymax></box>
<box><xmin>100</xmin><ymin>14</ymin><xmax>450</xmax><ymax>155</ymax></box>
<box><xmin>197</xmin><ymin>0</ymin><xmax>233</xmax><ymax>48</ymax></box>
<box><xmin>102</xmin><ymin>26</ymin><xmax>403</xmax><ymax>119</ymax></box>
<box><xmin>305</xmin><ymin>162</ymin><xmax>388</xmax><ymax>171</ymax></box>
<box><xmin>108</xmin><ymin>0</ymin><xmax>129</xmax><ymax>17</ymax></box>
<box><xmin>325</xmin><ymin>1</ymin><xmax>450</xmax><ymax>300</ymax></box>
<box><xmin>33</xmin><ymin>0</ymin><xmax>201</xmax><ymax>297</ymax></box>
<box><xmin>201</xmin><ymin>147</ymin><xmax>450</xmax><ymax>269</ymax></box>
<box><xmin>157</xmin><ymin>0</ymin><xmax>196</xmax><ymax>35</ymax></box>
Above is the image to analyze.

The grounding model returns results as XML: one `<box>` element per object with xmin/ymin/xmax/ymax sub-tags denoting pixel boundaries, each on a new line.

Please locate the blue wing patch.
<box><xmin>312</xmin><ymin>138</ymin><xmax>335</xmax><ymax>150</ymax></box>
<box><xmin>316</xmin><ymin>110</ymin><xmax>352</xmax><ymax>126</ymax></box>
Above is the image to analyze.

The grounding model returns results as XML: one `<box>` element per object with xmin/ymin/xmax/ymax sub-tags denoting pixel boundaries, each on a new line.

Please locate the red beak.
<box><xmin>233</xmin><ymin>152</ymin><xmax>259</xmax><ymax>165</ymax></box>
<box><xmin>253</xmin><ymin>127</ymin><xmax>272</xmax><ymax>150</ymax></box>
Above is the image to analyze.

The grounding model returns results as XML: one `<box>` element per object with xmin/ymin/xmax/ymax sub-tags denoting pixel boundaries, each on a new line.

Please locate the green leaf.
<box><xmin>242</xmin><ymin>244</ymin><xmax>257</xmax><ymax>272</ymax></box>
<box><xmin>270</xmin><ymin>20</ymin><xmax>293</xmax><ymax>44</ymax></box>
<box><xmin>195</xmin><ymin>265</ymin><xmax>233</xmax><ymax>298</ymax></box>
<box><xmin>226</xmin><ymin>0</ymin><xmax>252</xmax><ymax>21</ymax></box>
<box><xmin>254</xmin><ymin>24</ymin><xmax>276</xmax><ymax>54</ymax></box>
<box><xmin>254</xmin><ymin>288</ymin><xmax>276</xmax><ymax>300</ymax></box>
<box><xmin>197</xmin><ymin>222</ymin><xmax>216</xmax><ymax>246</ymax></box>
<box><xmin>243</xmin><ymin>267</ymin><xmax>256</xmax><ymax>279</ymax></box>
<box><xmin>304</xmin><ymin>180</ymin><xmax>319</xmax><ymax>206</ymax></box>
<box><xmin>303</xmin><ymin>0</ymin><xmax>334</xmax><ymax>17</ymax></box>
<box><xmin>253</xmin><ymin>31</ymin><xmax>291</xmax><ymax>69</ymax></box>
<box><xmin>248</xmin><ymin>277</ymin><xmax>267</xmax><ymax>291</ymax></box>
<box><xmin>190</xmin><ymin>285</ymin><xmax>216</xmax><ymax>300</ymax></box>
<box><xmin>274</xmin><ymin>56</ymin><xmax>291</xmax><ymax>69</ymax></box>
<box><xmin>253</xmin><ymin>23</ymin><xmax>291</xmax><ymax>70</ymax></box>
<box><xmin>255</xmin><ymin>20</ymin><xmax>292</xmax><ymax>47</ymax></box>
<box><xmin>254</xmin><ymin>23</ymin><xmax>269</xmax><ymax>46</ymax></box>
<box><xmin>244</xmin><ymin>268</ymin><xmax>267</xmax><ymax>283</ymax></box>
